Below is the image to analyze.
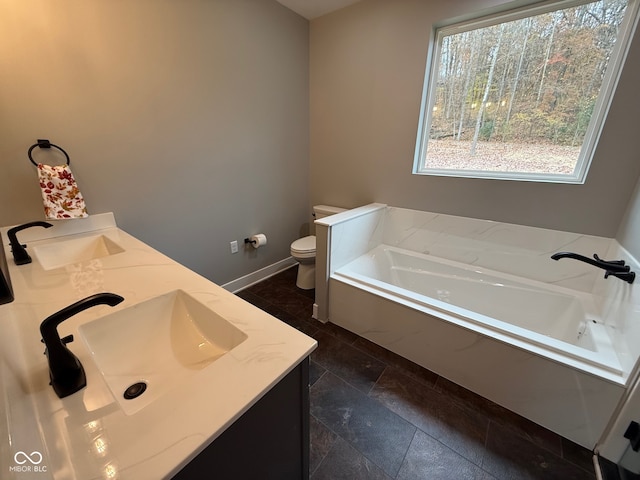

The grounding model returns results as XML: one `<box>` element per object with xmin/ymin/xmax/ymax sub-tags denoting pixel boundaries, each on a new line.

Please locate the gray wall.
<box><xmin>310</xmin><ymin>0</ymin><xmax>640</xmax><ymax>236</ymax></box>
<box><xmin>617</xmin><ymin>176</ymin><xmax>640</xmax><ymax>259</ymax></box>
<box><xmin>0</xmin><ymin>0</ymin><xmax>309</xmax><ymax>285</ymax></box>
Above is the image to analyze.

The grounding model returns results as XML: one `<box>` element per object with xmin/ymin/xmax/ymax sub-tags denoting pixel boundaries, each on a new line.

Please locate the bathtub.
<box><xmin>315</xmin><ymin>203</ymin><xmax>638</xmax><ymax>450</ymax></box>
<box><xmin>334</xmin><ymin>244</ymin><xmax>621</xmax><ymax>378</ymax></box>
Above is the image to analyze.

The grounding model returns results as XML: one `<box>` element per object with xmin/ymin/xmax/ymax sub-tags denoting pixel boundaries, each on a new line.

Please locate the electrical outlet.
<box><xmin>230</xmin><ymin>240</ymin><xmax>238</xmax><ymax>254</ymax></box>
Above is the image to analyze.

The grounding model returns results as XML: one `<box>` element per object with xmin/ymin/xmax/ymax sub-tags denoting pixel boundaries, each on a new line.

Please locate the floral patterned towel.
<box><xmin>37</xmin><ymin>163</ymin><xmax>88</xmax><ymax>219</ymax></box>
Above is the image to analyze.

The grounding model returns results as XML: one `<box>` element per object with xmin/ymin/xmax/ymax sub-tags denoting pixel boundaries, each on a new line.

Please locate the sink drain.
<box><xmin>123</xmin><ymin>382</ymin><xmax>147</xmax><ymax>400</ymax></box>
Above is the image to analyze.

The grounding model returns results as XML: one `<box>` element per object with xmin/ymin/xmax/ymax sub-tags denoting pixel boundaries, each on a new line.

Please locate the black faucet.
<box><xmin>7</xmin><ymin>221</ymin><xmax>53</xmax><ymax>265</ymax></box>
<box><xmin>605</xmin><ymin>270</ymin><xmax>636</xmax><ymax>283</ymax></box>
<box><xmin>40</xmin><ymin>293</ymin><xmax>124</xmax><ymax>398</ymax></box>
<box><xmin>551</xmin><ymin>252</ymin><xmax>635</xmax><ymax>283</ymax></box>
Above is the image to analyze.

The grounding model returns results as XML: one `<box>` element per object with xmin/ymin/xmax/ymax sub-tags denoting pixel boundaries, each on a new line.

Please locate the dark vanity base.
<box><xmin>0</xmin><ymin>233</ymin><xmax>14</xmax><ymax>304</ymax></box>
<box><xmin>173</xmin><ymin>357</ymin><xmax>310</xmax><ymax>479</ymax></box>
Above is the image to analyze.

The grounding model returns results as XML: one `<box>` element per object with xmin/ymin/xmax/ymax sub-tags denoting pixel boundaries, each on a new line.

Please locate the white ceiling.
<box><xmin>276</xmin><ymin>0</ymin><xmax>362</xmax><ymax>19</ymax></box>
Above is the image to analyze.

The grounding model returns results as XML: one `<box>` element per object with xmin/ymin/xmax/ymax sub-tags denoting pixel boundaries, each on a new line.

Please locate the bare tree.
<box><xmin>471</xmin><ymin>24</ymin><xmax>504</xmax><ymax>155</ymax></box>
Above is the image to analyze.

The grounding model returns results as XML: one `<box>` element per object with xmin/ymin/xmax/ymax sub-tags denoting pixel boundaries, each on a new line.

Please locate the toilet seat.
<box><xmin>291</xmin><ymin>235</ymin><xmax>316</xmax><ymax>259</ymax></box>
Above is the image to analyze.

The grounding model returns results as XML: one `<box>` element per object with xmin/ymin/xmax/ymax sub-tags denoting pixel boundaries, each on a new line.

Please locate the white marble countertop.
<box><xmin>0</xmin><ymin>213</ymin><xmax>316</xmax><ymax>480</ymax></box>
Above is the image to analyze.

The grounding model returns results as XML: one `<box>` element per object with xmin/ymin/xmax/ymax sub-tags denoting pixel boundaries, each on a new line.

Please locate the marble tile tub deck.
<box><xmin>237</xmin><ymin>267</ymin><xmax>599</xmax><ymax>480</ymax></box>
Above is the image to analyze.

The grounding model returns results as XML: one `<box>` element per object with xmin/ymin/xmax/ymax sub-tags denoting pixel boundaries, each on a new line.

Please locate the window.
<box><xmin>413</xmin><ymin>0</ymin><xmax>639</xmax><ymax>183</ymax></box>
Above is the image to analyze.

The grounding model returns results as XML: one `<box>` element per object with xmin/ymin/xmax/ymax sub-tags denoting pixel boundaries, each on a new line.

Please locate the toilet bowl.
<box><xmin>290</xmin><ymin>235</ymin><xmax>316</xmax><ymax>290</ymax></box>
<box><xmin>290</xmin><ymin>205</ymin><xmax>346</xmax><ymax>290</ymax></box>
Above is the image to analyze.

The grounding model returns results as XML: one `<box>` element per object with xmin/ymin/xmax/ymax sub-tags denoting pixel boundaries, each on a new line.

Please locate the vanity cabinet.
<box><xmin>173</xmin><ymin>357</ymin><xmax>310</xmax><ymax>480</ymax></box>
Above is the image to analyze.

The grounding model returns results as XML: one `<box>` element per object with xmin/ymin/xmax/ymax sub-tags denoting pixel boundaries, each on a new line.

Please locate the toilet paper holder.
<box><xmin>244</xmin><ymin>234</ymin><xmax>267</xmax><ymax>249</ymax></box>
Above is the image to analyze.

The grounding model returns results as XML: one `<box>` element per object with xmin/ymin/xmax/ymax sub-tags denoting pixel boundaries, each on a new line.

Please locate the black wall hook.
<box><xmin>28</xmin><ymin>139</ymin><xmax>70</xmax><ymax>167</ymax></box>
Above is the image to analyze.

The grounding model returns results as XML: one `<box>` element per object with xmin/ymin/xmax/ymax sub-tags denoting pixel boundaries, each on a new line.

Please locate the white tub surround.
<box><xmin>591</xmin><ymin>242</ymin><xmax>640</xmax><ymax>464</ymax></box>
<box><xmin>0</xmin><ymin>213</ymin><xmax>316</xmax><ymax>479</ymax></box>
<box><xmin>313</xmin><ymin>203</ymin><xmax>387</xmax><ymax>321</ymax></box>
<box><xmin>317</xmin><ymin>204</ymin><xmax>640</xmax><ymax>451</ymax></box>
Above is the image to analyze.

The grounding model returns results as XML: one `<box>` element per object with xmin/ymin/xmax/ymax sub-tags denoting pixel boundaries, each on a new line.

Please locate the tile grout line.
<box><xmin>393</xmin><ymin>428</ymin><xmax>420</xmax><ymax>480</ymax></box>
<box><xmin>313</xmin><ymin>370</ymin><xmax>418</xmax><ymax>478</ymax></box>
<box><xmin>308</xmin><ymin>413</ymin><xmax>331</xmax><ymax>478</ymax></box>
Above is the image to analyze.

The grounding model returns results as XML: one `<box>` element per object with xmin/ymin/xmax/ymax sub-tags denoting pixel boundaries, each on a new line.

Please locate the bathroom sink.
<box><xmin>33</xmin><ymin>234</ymin><xmax>125</xmax><ymax>270</ymax></box>
<box><xmin>79</xmin><ymin>290</ymin><xmax>248</xmax><ymax>415</ymax></box>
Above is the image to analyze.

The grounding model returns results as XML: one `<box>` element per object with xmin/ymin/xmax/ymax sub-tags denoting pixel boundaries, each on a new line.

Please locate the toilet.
<box><xmin>290</xmin><ymin>205</ymin><xmax>346</xmax><ymax>290</ymax></box>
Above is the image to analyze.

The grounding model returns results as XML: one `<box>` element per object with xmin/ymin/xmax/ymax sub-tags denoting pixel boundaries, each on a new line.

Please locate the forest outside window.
<box><xmin>413</xmin><ymin>0</ymin><xmax>639</xmax><ymax>183</ymax></box>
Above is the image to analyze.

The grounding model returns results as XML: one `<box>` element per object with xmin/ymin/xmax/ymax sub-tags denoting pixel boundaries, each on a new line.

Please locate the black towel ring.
<box><xmin>28</xmin><ymin>139</ymin><xmax>70</xmax><ymax>167</ymax></box>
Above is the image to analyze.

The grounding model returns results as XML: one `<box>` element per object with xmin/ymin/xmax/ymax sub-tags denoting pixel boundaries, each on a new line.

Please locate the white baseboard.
<box><xmin>312</xmin><ymin>303</ymin><xmax>329</xmax><ymax>323</ymax></box>
<box><xmin>221</xmin><ymin>257</ymin><xmax>298</xmax><ymax>293</ymax></box>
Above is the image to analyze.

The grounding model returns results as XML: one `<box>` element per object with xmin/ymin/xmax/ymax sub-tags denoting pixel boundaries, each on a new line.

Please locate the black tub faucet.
<box><xmin>551</xmin><ymin>251</ymin><xmax>635</xmax><ymax>283</ymax></box>
<box><xmin>7</xmin><ymin>221</ymin><xmax>53</xmax><ymax>265</ymax></box>
<box><xmin>550</xmin><ymin>252</ymin><xmax>630</xmax><ymax>272</ymax></box>
<box><xmin>40</xmin><ymin>293</ymin><xmax>124</xmax><ymax>398</ymax></box>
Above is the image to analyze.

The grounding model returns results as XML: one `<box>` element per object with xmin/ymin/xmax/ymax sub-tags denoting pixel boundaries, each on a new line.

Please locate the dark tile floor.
<box><xmin>236</xmin><ymin>267</ymin><xmax>598</xmax><ymax>479</ymax></box>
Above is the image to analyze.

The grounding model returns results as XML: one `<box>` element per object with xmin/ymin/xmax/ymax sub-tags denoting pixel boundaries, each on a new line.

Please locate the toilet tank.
<box><xmin>313</xmin><ymin>205</ymin><xmax>347</xmax><ymax>220</ymax></box>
